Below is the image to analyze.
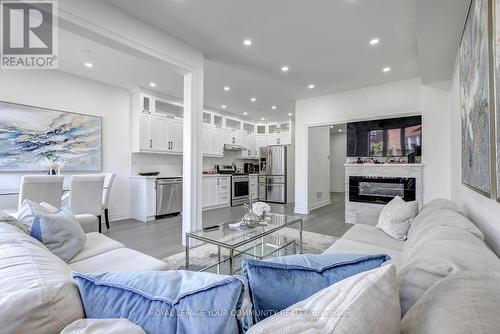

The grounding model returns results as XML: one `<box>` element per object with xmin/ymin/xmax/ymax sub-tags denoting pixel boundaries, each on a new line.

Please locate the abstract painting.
<box><xmin>0</xmin><ymin>101</ymin><xmax>101</xmax><ymax>171</ymax></box>
<box><xmin>460</xmin><ymin>0</ymin><xmax>492</xmax><ymax>197</ymax></box>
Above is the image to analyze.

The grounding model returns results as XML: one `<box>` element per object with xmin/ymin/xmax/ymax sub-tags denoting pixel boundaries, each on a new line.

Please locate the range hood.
<box><xmin>224</xmin><ymin>144</ymin><xmax>246</xmax><ymax>151</ymax></box>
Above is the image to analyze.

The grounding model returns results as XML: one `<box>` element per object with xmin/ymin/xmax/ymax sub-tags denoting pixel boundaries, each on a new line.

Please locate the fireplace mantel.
<box><xmin>344</xmin><ymin>163</ymin><xmax>424</xmax><ymax>225</ymax></box>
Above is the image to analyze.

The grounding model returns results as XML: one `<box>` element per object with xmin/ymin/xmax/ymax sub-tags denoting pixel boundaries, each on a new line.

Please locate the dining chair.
<box><xmin>102</xmin><ymin>173</ymin><xmax>116</xmax><ymax>229</ymax></box>
<box><xmin>69</xmin><ymin>174</ymin><xmax>105</xmax><ymax>233</ymax></box>
<box><xmin>18</xmin><ymin>175</ymin><xmax>64</xmax><ymax>211</ymax></box>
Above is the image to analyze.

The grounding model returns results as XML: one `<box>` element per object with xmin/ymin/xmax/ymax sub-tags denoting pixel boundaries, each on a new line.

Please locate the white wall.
<box><xmin>295</xmin><ymin>77</ymin><xmax>452</xmax><ymax>214</ymax></box>
<box><xmin>330</xmin><ymin>132</ymin><xmax>347</xmax><ymax>193</ymax></box>
<box><xmin>0</xmin><ymin>70</ymin><xmax>131</xmax><ymax>221</ymax></box>
<box><xmin>308</xmin><ymin>126</ymin><xmax>331</xmax><ymax>210</ymax></box>
<box><xmin>450</xmin><ymin>64</ymin><xmax>500</xmax><ymax>255</ymax></box>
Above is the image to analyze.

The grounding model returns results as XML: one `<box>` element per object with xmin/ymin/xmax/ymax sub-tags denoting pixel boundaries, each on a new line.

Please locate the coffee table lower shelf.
<box><xmin>199</xmin><ymin>237</ymin><xmax>297</xmax><ymax>275</ymax></box>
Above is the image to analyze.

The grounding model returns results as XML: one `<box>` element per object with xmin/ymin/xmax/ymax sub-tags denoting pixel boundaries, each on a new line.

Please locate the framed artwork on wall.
<box><xmin>460</xmin><ymin>0</ymin><xmax>493</xmax><ymax>197</ymax></box>
<box><xmin>494</xmin><ymin>0</ymin><xmax>500</xmax><ymax>201</ymax></box>
<box><xmin>0</xmin><ymin>101</ymin><xmax>102</xmax><ymax>171</ymax></box>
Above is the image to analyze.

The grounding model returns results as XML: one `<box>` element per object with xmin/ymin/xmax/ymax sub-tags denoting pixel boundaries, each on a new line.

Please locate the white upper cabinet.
<box><xmin>132</xmin><ymin>91</ymin><xmax>183</xmax><ymax>154</ymax></box>
<box><xmin>133</xmin><ymin>91</ymin><xmax>293</xmax><ymax>156</ymax></box>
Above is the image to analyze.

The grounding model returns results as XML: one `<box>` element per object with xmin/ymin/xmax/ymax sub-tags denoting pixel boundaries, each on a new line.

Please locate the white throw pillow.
<box><xmin>30</xmin><ymin>208</ymin><xmax>87</xmax><ymax>262</ymax></box>
<box><xmin>377</xmin><ymin>196</ymin><xmax>418</xmax><ymax>240</ymax></box>
<box><xmin>17</xmin><ymin>199</ymin><xmax>60</xmax><ymax>233</ymax></box>
<box><xmin>61</xmin><ymin>319</ymin><xmax>146</xmax><ymax>334</ymax></box>
<box><xmin>247</xmin><ymin>265</ymin><xmax>400</xmax><ymax>334</ymax></box>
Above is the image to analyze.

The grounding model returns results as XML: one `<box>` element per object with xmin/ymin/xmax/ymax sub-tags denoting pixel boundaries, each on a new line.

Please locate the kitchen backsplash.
<box><xmin>131</xmin><ymin>151</ymin><xmax>257</xmax><ymax>176</ymax></box>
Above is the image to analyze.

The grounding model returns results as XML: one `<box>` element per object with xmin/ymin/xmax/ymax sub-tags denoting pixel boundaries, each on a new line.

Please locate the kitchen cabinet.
<box><xmin>136</xmin><ymin>114</ymin><xmax>183</xmax><ymax>154</ymax></box>
<box><xmin>241</xmin><ymin>133</ymin><xmax>258</xmax><ymax>158</ymax></box>
<box><xmin>168</xmin><ymin>118</ymin><xmax>183</xmax><ymax>153</ymax></box>
<box><xmin>130</xmin><ymin>177</ymin><xmax>157</xmax><ymax>222</ymax></box>
<box><xmin>266</xmin><ymin>122</ymin><xmax>292</xmax><ymax>146</ymax></box>
<box><xmin>202</xmin><ymin>175</ymin><xmax>230</xmax><ymax>210</ymax></box>
<box><xmin>224</xmin><ymin>129</ymin><xmax>242</xmax><ymax>146</ymax></box>
<box><xmin>202</xmin><ymin>126</ymin><xmax>225</xmax><ymax>157</ymax></box>
<box><xmin>249</xmin><ymin>175</ymin><xmax>258</xmax><ymax>200</ymax></box>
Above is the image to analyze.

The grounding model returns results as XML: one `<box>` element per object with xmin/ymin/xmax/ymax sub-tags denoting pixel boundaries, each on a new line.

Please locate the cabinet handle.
<box><xmin>217</xmin><ymin>178</ymin><xmax>219</xmax><ymax>186</ymax></box>
<box><xmin>149</xmin><ymin>139</ymin><xmax>152</xmax><ymax>148</ymax></box>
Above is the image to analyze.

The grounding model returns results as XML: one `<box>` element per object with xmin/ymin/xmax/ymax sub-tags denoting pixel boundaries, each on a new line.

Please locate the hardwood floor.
<box><xmin>102</xmin><ymin>192</ymin><xmax>351</xmax><ymax>260</ymax></box>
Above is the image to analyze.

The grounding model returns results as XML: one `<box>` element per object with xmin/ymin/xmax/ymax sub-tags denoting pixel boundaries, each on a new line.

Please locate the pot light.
<box><xmin>338</xmin><ymin>129</ymin><xmax>343</xmax><ymax>132</ymax></box>
<box><xmin>271</xmin><ymin>105</ymin><xmax>277</xmax><ymax>110</ymax></box>
<box><xmin>260</xmin><ymin>117</ymin><xmax>265</xmax><ymax>121</ymax></box>
<box><xmin>84</xmin><ymin>62</ymin><xmax>93</xmax><ymax>68</ymax></box>
<box><xmin>369</xmin><ymin>38</ymin><xmax>380</xmax><ymax>45</ymax></box>
<box><xmin>149</xmin><ymin>82</ymin><xmax>156</xmax><ymax>87</ymax></box>
<box><xmin>330</xmin><ymin>126</ymin><xmax>334</xmax><ymax>129</ymax></box>
<box><xmin>250</xmin><ymin>97</ymin><xmax>256</xmax><ymax>102</ymax></box>
<box><xmin>224</xmin><ymin>86</ymin><xmax>230</xmax><ymax>91</ymax></box>
<box><xmin>288</xmin><ymin>113</ymin><xmax>293</xmax><ymax>116</ymax></box>
<box><xmin>382</xmin><ymin>67</ymin><xmax>391</xmax><ymax>73</ymax></box>
<box><xmin>308</xmin><ymin>84</ymin><xmax>315</xmax><ymax>89</ymax></box>
<box><xmin>243</xmin><ymin>112</ymin><xmax>248</xmax><ymax>115</ymax></box>
<box><xmin>281</xmin><ymin>66</ymin><xmax>289</xmax><ymax>72</ymax></box>
<box><xmin>243</xmin><ymin>39</ymin><xmax>252</xmax><ymax>46</ymax></box>
<box><xmin>221</xmin><ymin>105</ymin><xmax>227</xmax><ymax>109</ymax></box>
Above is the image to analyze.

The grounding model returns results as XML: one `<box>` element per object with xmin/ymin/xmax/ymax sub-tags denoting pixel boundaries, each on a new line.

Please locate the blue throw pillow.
<box><xmin>72</xmin><ymin>270</ymin><xmax>253</xmax><ymax>334</ymax></box>
<box><xmin>31</xmin><ymin>208</ymin><xmax>87</xmax><ymax>262</ymax></box>
<box><xmin>242</xmin><ymin>253</ymin><xmax>390</xmax><ymax>322</ymax></box>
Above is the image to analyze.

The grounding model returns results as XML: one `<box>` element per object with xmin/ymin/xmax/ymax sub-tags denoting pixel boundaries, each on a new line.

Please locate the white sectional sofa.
<box><xmin>1</xmin><ymin>198</ymin><xmax>499</xmax><ymax>333</ymax></box>
<box><xmin>0</xmin><ymin>222</ymin><xmax>167</xmax><ymax>333</ymax></box>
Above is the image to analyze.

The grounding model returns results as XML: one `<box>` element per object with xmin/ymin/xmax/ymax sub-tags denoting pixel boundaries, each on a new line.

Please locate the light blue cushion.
<box><xmin>242</xmin><ymin>253</ymin><xmax>390</xmax><ymax>322</ymax></box>
<box><xmin>72</xmin><ymin>270</ymin><xmax>253</xmax><ymax>334</ymax></box>
<box><xmin>31</xmin><ymin>208</ymin><xmax>86</xmax><ymax>262</ymax></box>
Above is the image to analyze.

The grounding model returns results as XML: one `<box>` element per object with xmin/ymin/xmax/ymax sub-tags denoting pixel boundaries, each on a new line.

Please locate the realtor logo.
<box><xmin>1</xmin><ymin>0</ymin><xmax>58</xmax><ymax>69</ymax></box>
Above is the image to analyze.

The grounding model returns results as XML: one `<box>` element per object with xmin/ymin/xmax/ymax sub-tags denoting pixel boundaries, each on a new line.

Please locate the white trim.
<box><xmin>109</xmin><ymin>212</ymin><xmax>130</xmax><ymax>222</ymax></box>
<box><xmin>309</xmin><ymin>199</ymin><xmax>331</xmax><ymax>211</ymax></box>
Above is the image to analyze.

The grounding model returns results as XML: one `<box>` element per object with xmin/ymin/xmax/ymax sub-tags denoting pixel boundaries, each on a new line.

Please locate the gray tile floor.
<box><xmin>103</xmin><ymin>192</ymin><xmax>351</xmax><ymax>260</ymax></box>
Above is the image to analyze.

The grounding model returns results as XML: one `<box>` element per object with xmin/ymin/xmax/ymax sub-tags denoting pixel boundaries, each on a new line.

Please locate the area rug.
<box><xmin>162</xmin><ymin>228</ymin><xmax>338</xmax><ymax>273</ymax></box>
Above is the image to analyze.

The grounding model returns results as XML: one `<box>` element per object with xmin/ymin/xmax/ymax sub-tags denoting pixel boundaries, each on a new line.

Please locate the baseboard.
<box><xmin>294</xmin><ymin>206</ymin><xmax>309</xmax><ymax>214</ymax></box>
<box><xmin>309</xmin><ymin>199</ymin><xmax>331</xmax><ymax>211</ymax></box>
<box><xmin>109</xmin><ymin>212</ymin><xmax>131</xmax><ymax>222</ymax></box>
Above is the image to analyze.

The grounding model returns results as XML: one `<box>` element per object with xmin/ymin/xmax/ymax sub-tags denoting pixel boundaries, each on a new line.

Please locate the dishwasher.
<box><xmin>156</xmin><ymin>178</ymin><xmax>182</xmax><ymax>217</ymax></box>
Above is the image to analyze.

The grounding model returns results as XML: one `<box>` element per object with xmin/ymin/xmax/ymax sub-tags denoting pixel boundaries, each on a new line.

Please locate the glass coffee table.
<box><xmin>185</xmin><ymin>214</ymin><xmax>303</xmax><ymax>275</ymax></box>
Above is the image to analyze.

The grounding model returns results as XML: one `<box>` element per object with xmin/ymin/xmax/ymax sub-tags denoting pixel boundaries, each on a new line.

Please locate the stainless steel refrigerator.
<box><xmin>259</xmin><ymin>146</ymin><xmax>288</xmax><ymax>203</ymax></box>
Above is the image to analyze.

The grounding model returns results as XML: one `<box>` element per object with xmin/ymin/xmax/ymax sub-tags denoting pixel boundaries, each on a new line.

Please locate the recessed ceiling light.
<box><xmin>221</xmin><ymin>105</ymin><xmax>227</xmax><ymax>109</ymax></box>
<box><xmin>224</xmin><ymin>86</ymin><xmax>230</xmax><ymax>91</ymax></box>
<box><xmin>84</xmin><ymin>62</ymin><xmax>93</xmax><ymax>68</ymax></box>
<box><xmin>308</xmin><ymin>84</ymin><xmax>315</xmax><ymax>89</ymax></box>
<box><xmin>330</xmin><ymin>126</ymin><xmax>334</xmax><ymax>129</ymax></box>
<box><xmin>243</xmin><ymin>39</ymin><xmax>252</xmax><ymax>46</ymax></box>
<box><xmin>149</xmin><ymin>82</ymin><xmax>156</xmax><ymax>87</ymax></box>
<box><xmin>288</xmin><ymin>113</ymin><xmax>293</xmax><ymax>116</ymax></box>
<box><xmin>78</xmin><ymin>48</ymin><xmax>91</xmax><ymax>54</ymax></box>
<box><xmin>250</xmin><ymin>97</ymin><xmax>256</xmax><ymax>102</ymax></box>
<box><xmin>369</xmin><ymin>38</ymin><xmax>380</xmax><ymax>45</ymax></box>
<box><xmin>271</xmin><ymin>105</ymin><xmax>277</xmax><ymax>110</ymax></box>
<box><xmin>382</xmin><ymin>67</ymin><xmax>391</xmax><ymax>73</ymax></box>
<box><xmin>243</xmin><ymin>112</ymin><xmax>248</xmax><ymax>115</ymax></box>
<box><xmin>281</xmin><ymin>66</ymin><xmax>289</xmax><ymax>72</ymax></box>
<box><xmin>260</xmin><ymin>117</ymin><xmax>265</xmax><ymax>121</ymax></box>
<box><xmin>338</xmin><ymin>129</ymin><xmax>343</xmax><ymax>132</ymax></box>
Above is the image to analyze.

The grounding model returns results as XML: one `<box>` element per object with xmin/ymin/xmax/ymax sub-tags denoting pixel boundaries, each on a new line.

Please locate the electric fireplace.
<box><xmin>349</xmin><ymin>176</ymin><xmax>416</xmax><ymax>204</ymax></box>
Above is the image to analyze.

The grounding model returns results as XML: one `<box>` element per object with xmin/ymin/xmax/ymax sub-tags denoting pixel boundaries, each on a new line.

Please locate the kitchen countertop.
<box><xmin>130</xmin><ymin>175</ymin><xmax>182</xmax><ymax>179</ymax></box>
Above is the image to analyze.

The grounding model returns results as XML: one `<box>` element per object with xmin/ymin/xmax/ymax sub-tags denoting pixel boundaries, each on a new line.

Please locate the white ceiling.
<box><xmin>107</xmin><ymin>0</ymin><xmax>421</xmax><ymax>121</ymax></box>
<box><xmin>58</xmin><ymin>29</ymin><xmax>184</xmax><ymax>99</ymax></box>
<box><xmin>58</xmin><ymin>0</ymin><xmax>470</xmax><ymax>122</ymax></box>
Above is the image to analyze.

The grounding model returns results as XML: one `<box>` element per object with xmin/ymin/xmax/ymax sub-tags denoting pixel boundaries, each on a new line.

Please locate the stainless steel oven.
<box><xmin>231</xmin><ymin>174</ymin><xmax>249</xmax><ymax>206</ymax></box>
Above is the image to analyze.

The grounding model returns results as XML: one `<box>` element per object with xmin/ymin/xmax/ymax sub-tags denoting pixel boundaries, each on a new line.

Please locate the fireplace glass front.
<box><xmin>349</xmin><ymin>176</ymin><xmax>416</xmax><ymax>204</ymax></box>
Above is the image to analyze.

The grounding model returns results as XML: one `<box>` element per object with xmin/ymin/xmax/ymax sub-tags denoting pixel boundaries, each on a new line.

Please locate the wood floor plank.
<box><xmin>101</xmin><ymin>192</ymin><xmax>351</xmax><ymax>260</ymax></box>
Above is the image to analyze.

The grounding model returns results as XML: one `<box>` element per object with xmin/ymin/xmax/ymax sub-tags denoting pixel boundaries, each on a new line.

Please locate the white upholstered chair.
<box><xmin>102</xmin><ymin>173</ymin><xmax>115</xmax><ymax>229</ymax></box>
<box><xmin>69</xmin><ymin>174</ymin><xmax>105</xmax><ymax>233</ymax></box>
<box><xmin>18</xmin><ymin>175</ymin><xmax>64</xmax><ymax>210</ymax></box>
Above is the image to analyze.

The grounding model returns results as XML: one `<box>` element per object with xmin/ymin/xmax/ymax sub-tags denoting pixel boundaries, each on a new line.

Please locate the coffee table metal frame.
<box><xmin>185</xmin><ymin>215</ymin><xmax>303</xmax><ymax>275</ymax></box>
